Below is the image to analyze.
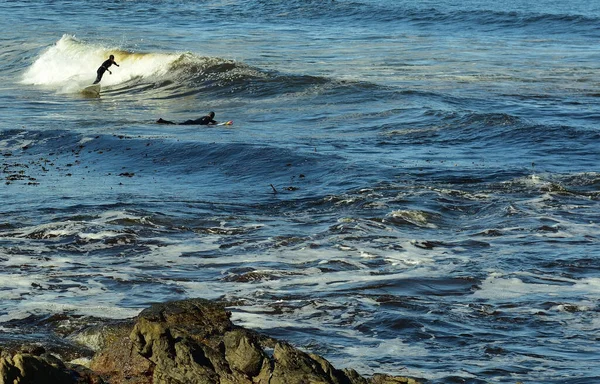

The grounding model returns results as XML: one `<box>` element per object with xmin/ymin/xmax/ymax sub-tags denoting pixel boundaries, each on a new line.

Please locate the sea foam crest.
<box><xmin>21</xmin><ymin>34</ymin><xmax>181</xmax><ymax>88</ymax></box>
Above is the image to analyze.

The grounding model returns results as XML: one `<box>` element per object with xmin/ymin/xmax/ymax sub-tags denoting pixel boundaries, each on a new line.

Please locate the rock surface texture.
<box><xmin>0</xmin><ymin>298</ymin><xmax>422</xmax><ymax>384</ymax></box>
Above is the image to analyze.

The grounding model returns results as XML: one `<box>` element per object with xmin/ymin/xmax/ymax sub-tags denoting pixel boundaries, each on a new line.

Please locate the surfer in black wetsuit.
<box><xmin>93</xmin><ymin>55</ymin><xmax>119</xmax><ymax>84</ymax></box>
<box><xmin>156</xmin><ymin>112</ymin><xmax>218</xmax><ymax>125</ymax></box>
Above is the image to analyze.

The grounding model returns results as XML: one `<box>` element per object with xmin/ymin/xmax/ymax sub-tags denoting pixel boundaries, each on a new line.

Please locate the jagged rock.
<box><xmin>0</xmin><ymin>353</ymin><xmax>69</xmax><ymax>384</ymax></box>
<box><xmin>130</xmin><ymin>298</ymin><xmax>249</xmax><ymax>384</ymax></box>
<box><xmin>270</xmin><ymin>341</ymin><xmax>361</xmax><ymax>384</ymax></box>
<box><xmin>223</xmin><ymin>329</ymin><xmax>265</xmax><ymax>377</ymax></box>
<box><xmin>86</xmin><ymin>321</ymin><xmax>153</xmax><ymax>384</ymax></box>
<box><xmin>126</xmin><ymin>298</ymin><xmax>422</xmax><ymax>384</ymax></box>
<box><xmin>1</xmin><ymin>298</ymin><xmax>423</xmax><ymax>384</ymax></box>
<box><xmin>0</xmin><ymin>351</ymin><xmax>104</xmax><ymax>384</ymax></box>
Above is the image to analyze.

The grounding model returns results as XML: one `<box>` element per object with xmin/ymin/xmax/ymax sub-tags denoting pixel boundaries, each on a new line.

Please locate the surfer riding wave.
<box><xmin>93</xmin><ymin>55</ymin><xmax>119</xmax><ymax>84</ymax></box>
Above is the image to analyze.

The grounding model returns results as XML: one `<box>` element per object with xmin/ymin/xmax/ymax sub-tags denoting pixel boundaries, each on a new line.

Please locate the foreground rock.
<box><xmin>0</xmin><ymin>298</ymin><xmax>422</xmax><ymax>384</ymax></box>
<box><xmin>0</xmin><ymin>347</ymin><xmax>104</xmax><ymax>384</ymax></box>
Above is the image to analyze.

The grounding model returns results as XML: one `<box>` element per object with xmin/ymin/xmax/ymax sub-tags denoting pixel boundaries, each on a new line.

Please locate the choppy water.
<box><xmin>1</xmin><ymin>1</ymin><xmax>599</xmax><ymax>382</ymax></box>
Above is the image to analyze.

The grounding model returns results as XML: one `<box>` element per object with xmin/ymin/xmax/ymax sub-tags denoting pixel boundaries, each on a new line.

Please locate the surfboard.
<box><xmin>81</xmin><ymin>83</ymin><xmax>101</xmax><ymax>96</ymax></box>
<box><xmin>218</xmin><ymin>120</ymin><xmax>233</xmax><ymax>126</ymax></box>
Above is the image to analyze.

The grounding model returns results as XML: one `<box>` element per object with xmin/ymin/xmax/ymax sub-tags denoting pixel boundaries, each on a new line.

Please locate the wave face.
<box><xmin>20</xmin><ymin>35</ymin><xmax>240</xmax><ymax>92</ymax></box>
<box><xmin>22</xmin><ymin>35</ymin><xmax>178</xmax><ymax>86</ymax></box>
<box><xmin>1</xmin><ymin>1</ymin><xmax>600</xmax><ymax>383</ymax></box>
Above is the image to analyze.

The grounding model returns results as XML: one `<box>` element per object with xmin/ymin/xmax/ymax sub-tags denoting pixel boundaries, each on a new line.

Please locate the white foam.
<box><xmin>77</xmin><ymin>230</ymin><xmax>124</xmax><ymax>241</ymax></box>
<box><xmin>0</xmin><ymin>299</ymin><xmax>141</xmax><ymax>323</ymax></box>
<box><xmin>388</xmin><ymin>209</ymin><xmax>438</xmax><ymax>229</ymax></box>
<box><xmin>0</xmin><ymin>131</ymin><xmax>32</xmax><ymax>152</ymax></box>
<box><xmin>21</xmin><ymin>34</ymin><xmax>181</xmax><ymax>89</ymax></box>
<box><xmin>473</xmin><ymin>272</ymin><xmax>600</xmax><ymax>301</ymax></box>
<box><xmin>342</xmin><ymin>337</ymin><xmax>429</xmax><ymax>361</ymax></box>
<box><xmin>231</xmin><ymin>307</ymin><xmax>430</xmax><ymax>378</ymax></box>
<box><xmin>14</xmin><ymin>220</ymin><xmax>82</xmax><ymax>240</ymax></box>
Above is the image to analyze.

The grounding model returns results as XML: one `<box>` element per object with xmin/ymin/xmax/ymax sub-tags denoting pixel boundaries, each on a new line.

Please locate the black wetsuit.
<box><xmin>94</xmin><ymin>58</ymin><xmax>118</xmax><ymax>84</ymax></box>
<box><xmin>180</xmin><ymin>115</ymin><xmax>217</xmax><ymax>125</ymax></box>
<box><xmin>157</xmin><ymin>115</ymin><xmax>217</xmax><ymax>125</ymax></box>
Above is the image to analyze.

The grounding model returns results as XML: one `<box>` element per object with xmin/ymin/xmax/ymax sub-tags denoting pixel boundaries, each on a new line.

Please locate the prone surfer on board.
<box><xmin>157</xmin><ymin>112</ymin><xmax>219</xmax><ymax>125</ymax></box>
<box><xmin>93</xmin><ymin>55</ymin><xmax>119</xmax><ymax>84</ymax></box>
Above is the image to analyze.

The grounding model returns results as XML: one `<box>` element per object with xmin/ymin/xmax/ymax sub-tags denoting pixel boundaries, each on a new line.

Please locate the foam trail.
<box><xmin>21</xmin><ymin>34</ymin><xmax>181</xmax><ymax>90</ymax></box>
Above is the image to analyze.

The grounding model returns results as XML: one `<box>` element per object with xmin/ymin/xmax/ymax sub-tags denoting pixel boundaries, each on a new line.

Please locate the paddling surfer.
<box><xmin>157</xmin><ymin>112</ymin><xmax>218</xmax><ymax>125</ymax></box>
<box><xmin>93</xmin><ymin>55</ymin><xmax>119</xmax><ymax>84</ymax></box>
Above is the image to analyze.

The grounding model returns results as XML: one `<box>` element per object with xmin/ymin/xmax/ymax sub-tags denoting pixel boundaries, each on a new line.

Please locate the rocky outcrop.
<box><xmin>0</xmin><ymin>346</ymin><xmax>104</xmax><ymax>384</ymax></box>
<box><xmin>87</xmin><ymin>321</ymin><xmax>153</xmax><ymax>384</ymax></box>
<box><xmin>0</xmin><ymin>298</ymin><xmax>423</xmax><ymax>384</ymax></box>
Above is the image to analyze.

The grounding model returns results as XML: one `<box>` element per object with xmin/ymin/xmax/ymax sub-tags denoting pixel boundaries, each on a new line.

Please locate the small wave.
<box><xmin>387</xmin><ymin>210</ymin><xmax>438</xmax><ymax>229</ymax></box>
<box><xmin>20</xmin><ymin>34</ymin><xmax>352</xmax><ymax>102</ymax></box>
<box><xmin>388</xmin><ymin>108</ymin><xmax>599</xmax><ymax>152</ymax></box>
<box><xmin>21</xmin><ymin>34</ymin><xmax>181</xmax><ymax>89</ymax></box>
<box><xmin>393</xmin><ymin>110</ymin><xmax>527</xmax><ymax>145</ymax></box>
<box><xmin>20</xmin><ymin>35</ymin><xmax>254</xmax><ymax>93</ymax></box>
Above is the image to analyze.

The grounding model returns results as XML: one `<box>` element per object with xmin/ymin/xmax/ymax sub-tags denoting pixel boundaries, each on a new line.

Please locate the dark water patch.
<box><xmin>541</xmin><ymin>258</ymin><xmax>600</xmax><ymax>278</ymax></box>
<box><xmin>345</xmin><ymin>277</ymin><xmax>479</xmax><ymax>298</ymax></box>
<box><xmin>205</xmin><ymin>72</ymin><xmax>386</xmax><ymax>104</ymax></box>
<box><xmin>2</xmin><ymin>128</ymin><xmax>355</xmax><ymax>202</ymax></box>
<box><xmin>383</xmin><ymin>107</ymin><xmax>599</xmax><ymax>169</ymax></box>
<box><xmin>374</xmin><ymin>295</ymin><xmax>433</xmax><ymax>314</ymax></box>
<box><xmin>382</xmin><ymin>110</ymin><xmax>527</xmax><ymax>148</ymax></box>
<box><xmin>142</xmin><ymin>55</ymin><xmax>334</xmax><ymax>100</ymax></box>
<box><xmin>551</xmin><ymin>172</ymin><xmax>600</xmax><ymax>196</ymax></box>
<box><xmin>315</xmin><ymin>259</ymin><xmax>362</xmax><ymax>273</ymax></box>
<box><xmin>432</xmin><ymin>377</ymin><xmax>488</xmax><ymax>384</ymax></box>
<box><xmin>435</xmin><ymin>111</ymin><xmax>527</xmax><ymax>146</ymax></box>
<box><xmin>545</xmin><ymin>379</ymin><xmax>600</xmax><ymax>384</ymax></box>
<box><xmin>137</xmin><ymin>52</ymin><xmax>408</xmax><ymax>109</ymax></box>
<box><xmin>356</xmin><ymin>313</ymin><xmax>427</xmax><ymax>340</ymax></box>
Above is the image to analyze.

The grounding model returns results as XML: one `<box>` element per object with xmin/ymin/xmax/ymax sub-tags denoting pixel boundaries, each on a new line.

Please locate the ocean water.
<box><xmin>1</xmin><ymin>0</ymin><xmax>599</xmax><ymax>382</ymax></box>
